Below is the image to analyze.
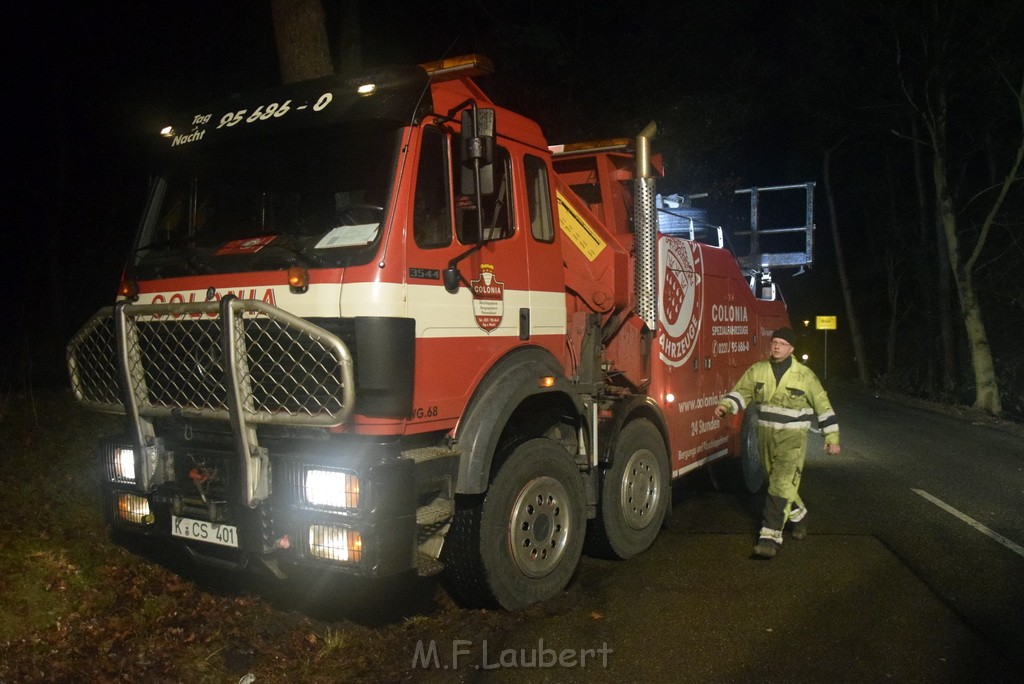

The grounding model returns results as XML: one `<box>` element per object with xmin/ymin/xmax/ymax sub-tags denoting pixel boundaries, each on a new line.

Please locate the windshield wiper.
<box><xmin>133</xmin><ymin>238</ymin><xmax>213</xmax><ymax>274</ymax></box>
<box><xmin>256</xmin><ymin>237</ymin><xmax>331</xmax><ymax>268</ymax></box>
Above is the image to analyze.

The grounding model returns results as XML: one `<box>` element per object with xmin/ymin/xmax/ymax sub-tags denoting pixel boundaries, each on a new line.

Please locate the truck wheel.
<box><xmin>586</xmin><ymin>419</ymin><xmax>670</xmax><ymax>560</ymax></box>
<box><xmin>442</xmin><ymin>438</ymin><xmax>585</xmax><ymax>610</ymax></box>
<box><xmin>709</xmin><ymin>405</ymin><xmax>765</xmax><ymax>493</ymax></box>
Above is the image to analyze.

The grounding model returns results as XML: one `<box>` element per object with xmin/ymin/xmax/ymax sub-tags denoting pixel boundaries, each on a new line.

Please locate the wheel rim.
<box><xmin>509</xmin><ymin>476</ymin><xmax>574</xmax><ymax>578</ymax></box>
<box><xmin>619</xmin><ymin>448</ymin><xmax>662</xmax><ymax>530</ymax></box>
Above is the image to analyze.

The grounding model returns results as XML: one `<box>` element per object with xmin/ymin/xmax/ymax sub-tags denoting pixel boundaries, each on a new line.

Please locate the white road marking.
<box><xmin>912</xmin><ymin>488</ymin><xmax>1024</xmax><ymax>558</ymax></box>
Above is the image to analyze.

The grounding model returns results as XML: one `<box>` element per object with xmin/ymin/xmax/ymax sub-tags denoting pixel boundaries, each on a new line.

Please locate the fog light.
<box><xmin>309</xmin><ymin>525</ymin><xmax>362</xmax><ymax>563</ymax></box>
<box><xmin>304</xmin><ymin>469</ymin><xmax>360</xmax><ymax>509</ymax></box>
<box><xmin>111</xmin><ymin>447</ymin><xmax>136</xmax><ymax>484</ymax></box>
<box><xmin>117</xmin><ymin>493</ymin><xmax>152</xmax><ymax>524</ymax></box>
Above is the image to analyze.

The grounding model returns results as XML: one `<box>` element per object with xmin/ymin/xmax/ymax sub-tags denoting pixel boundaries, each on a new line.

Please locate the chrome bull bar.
<box><xmin>67</xmin><ymin>296</ymin><xmax>355</xmax><ymax>507</ymax></box>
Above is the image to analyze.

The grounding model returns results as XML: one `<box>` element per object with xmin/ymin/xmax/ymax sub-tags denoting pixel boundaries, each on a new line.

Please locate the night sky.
<box><xmin>9</xmin><ymin>1</ymin><xmax>1021</xmax><ymax>392</ymax></box>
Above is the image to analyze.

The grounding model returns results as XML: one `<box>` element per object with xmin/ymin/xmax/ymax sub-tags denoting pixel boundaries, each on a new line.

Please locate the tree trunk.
<box><xmin>931</xmin><ymin>141</ymin><xmax>1002</xmax><ymax>414</ymax></box>
<box><xmin>884</xmin><ymin>272</ymin><xmax>899</xmax><ymax>376</ymax></box>
<box><xmin>884</xmin><ymin>251</ymin><xmax>905</xmax><ymax>377</ymax></box>
<box><xmin>953</xmin><ymin>267</ymin><xmax>1001</xmax><ymax>413</ymax></box>
<box><xmin>882</xmin><ymin>154</ymin><xmax>908</xmax><ymax>381</ymax></box>
<box><xmin>823</xmin><ymin>140</ymin><xmax>871</xmax><ymax>385</ymax></box>
<box><xmin>335</xmin><ymin>0</ymin><xmax>361</xmax><ymax>71</ymax></box>
<box><xmin>271</xmin><ymin>0</ymin><xmax>333</xmax><ymax>83</ymax></box>
<box><xmin>910</xmin><ymin>117</ymin><xmax>949</xmax><ymax>396</ymax></box>
<box><xmin>933</xmin><ymin>194</ymin><xmax>956</xmax><ymax>394</ymax></box>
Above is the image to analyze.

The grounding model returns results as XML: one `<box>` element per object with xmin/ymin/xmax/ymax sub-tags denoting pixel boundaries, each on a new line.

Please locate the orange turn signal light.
<box><xmin>419</xmin><ymin>54</ymin><xmax>495</xmax><ymax>81</ymax></box>
<box><xmin>288</xmin><ymin>266</ymin><xmax>309</xmax><ymax>294</ymax></box>
<box><xmin>538</xmin><ymin>375</ymin><xmax>555</xmax><ymax>388</ymax></box>
<box><xmin>118</xmin><ymin>279</ymin><xmax>139</xmax><ymax>299</ymax></box>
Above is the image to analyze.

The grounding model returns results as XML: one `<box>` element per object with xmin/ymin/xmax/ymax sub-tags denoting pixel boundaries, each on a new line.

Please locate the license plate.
<box><xmin>171</xmin><ymin>515</ymin><xmax>239</xmax><ymax>548</ymax></box>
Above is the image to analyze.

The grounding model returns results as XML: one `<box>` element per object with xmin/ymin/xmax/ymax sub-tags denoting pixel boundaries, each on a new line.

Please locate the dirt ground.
<box><xmin>2</xmin><ymin>385</ymin><xmax>1020</xmax><ymax>681</ymax></box>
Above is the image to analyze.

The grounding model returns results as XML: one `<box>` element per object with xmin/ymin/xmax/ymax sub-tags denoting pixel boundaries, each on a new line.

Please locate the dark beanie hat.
<box><xmin>771</xmin><ymin>327</ymin><xmax>796</xmax><ymax>345</ymax></box>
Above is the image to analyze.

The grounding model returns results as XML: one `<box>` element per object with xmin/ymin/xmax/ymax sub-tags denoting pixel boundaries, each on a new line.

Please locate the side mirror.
<box><xmin>443</xmin><ymin>265</ymin><xmax>461</xmax><ymax>294</ymax></box>
<box><xmin>460</xmin><ymin>108</ymin><xmax>495</xmax><ymax>196</ymax></box>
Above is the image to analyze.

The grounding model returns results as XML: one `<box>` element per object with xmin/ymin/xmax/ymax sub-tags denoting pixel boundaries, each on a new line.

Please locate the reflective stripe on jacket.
<box><xmin>718</xmin><ymin>357</ymin><xmax>839</xmax><ymax>445</ymax></box>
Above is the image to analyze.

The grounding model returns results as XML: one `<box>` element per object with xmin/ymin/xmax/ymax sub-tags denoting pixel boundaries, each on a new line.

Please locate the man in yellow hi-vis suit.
<box><xmin>714</xmin><ymin>327</ymin><xmax>840</xmax><ymax>559</ymax></box>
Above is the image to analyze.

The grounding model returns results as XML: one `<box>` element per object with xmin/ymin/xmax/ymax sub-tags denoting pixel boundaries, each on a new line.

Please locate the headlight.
<box><xmin>304</xmin><ymin>469</ymin><xmax>360</xmax><ymax>509</ymax></box>
<box><xmin>117</xmin><ymin>493</ymin><xmax>152</xmax><ymax>524</ymax></box>
<box><xmin>110</xmin><ymin>446</ymin><xmax>136</xmax><ymax>484</ymax></box>
<box><xmin>308</xmin><ymin>525</ymin><xmax>362</xmax><ymax>563</ymax></box>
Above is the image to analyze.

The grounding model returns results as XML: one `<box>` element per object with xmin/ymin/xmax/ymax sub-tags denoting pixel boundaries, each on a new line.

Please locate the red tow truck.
<box><xmin>68</xmin><ymin>54</ymin><xmax>813</xmax><ymax>609</ymax></box>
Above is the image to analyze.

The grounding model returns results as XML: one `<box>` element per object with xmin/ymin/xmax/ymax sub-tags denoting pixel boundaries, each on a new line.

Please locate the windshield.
<box><xmin>130</xmin><ymin>119</ymin><xmax>402</xmax><ymax>278</ymax></box>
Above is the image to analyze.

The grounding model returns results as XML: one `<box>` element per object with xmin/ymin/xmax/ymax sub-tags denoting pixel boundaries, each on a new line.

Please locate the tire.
<box><xmin>738</xmin><ymin>406</ymin><xmax>766</xmax><ymax>493</ymax></box>
<box><xmin>441</xmin><ymin>438</ymin><xmax>586</xmax><ymax>610</ymax></box>
<box><xmin>709</xmin><ymin>405</ymin><xmax>765</xmax><ymax>493</ymax></box>
<box><xmin>586</xmin><ymin>419</ymin><xmax>670</xmax><ymax>560</ymax></box>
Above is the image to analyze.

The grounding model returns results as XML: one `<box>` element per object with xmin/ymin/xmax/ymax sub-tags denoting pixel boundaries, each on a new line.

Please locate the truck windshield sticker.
<box><xmin>556</xmin><ymin>192</ymin><xmax>606</xmax><ymax>261</ymax></box>
<box><xmin>315</xmin><ymin>224</ymin><xmax>379</xmax><ymax>248</ymax></box>
<box><xmin>659</xmin><ymin>239</ymin><xmax>704</xmax><ymax>367</ymax></box>
<box><xmin>214</xmin><ymin>235</ymin><xmax>278</xmax><ymax>256</ymax></box>
<box><xmin>471</xmin><ymin>264</ymin><xmax>505</xmax><ymax>332</ymax></box>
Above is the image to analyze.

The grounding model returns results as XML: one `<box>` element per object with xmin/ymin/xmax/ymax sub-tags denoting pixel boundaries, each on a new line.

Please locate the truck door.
<box><xmin>405</xmin><ymin>125</ymin><xmax>530</xmax><ymax>424</ymax></box>
<box><xmin>518</xmin><ymin>153</ymin><xmax>564</xmax><ymax>352</ymax></box>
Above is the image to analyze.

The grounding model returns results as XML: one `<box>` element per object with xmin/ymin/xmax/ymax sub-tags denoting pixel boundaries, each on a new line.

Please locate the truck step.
<box><xmin>417</xmin><ymin>498</ymin><xmax>454</xmax><ymax>526</ymax></box>
<box><xmin>417</xmin><ymin>553</ymin><xmax>445</xmax><ymax>577</ymax></box>
<box><xmin>403</xmin><ymin>446</ymin><xmax>459</xmax><ymax>463</ymax></box>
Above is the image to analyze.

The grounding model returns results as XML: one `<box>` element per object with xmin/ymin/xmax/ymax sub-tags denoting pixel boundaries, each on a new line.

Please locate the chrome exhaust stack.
<box><xmin>634</xmin><ymin>121</ymin><xmax>658</xmax><ymax>332</ymax></box>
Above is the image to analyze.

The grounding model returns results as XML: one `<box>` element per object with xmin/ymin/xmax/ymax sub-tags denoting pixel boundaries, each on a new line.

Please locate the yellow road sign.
<box><xmin>816</xmin><ymin>315</ymin><xmax>837</xmax><ymax>330</ymax></box>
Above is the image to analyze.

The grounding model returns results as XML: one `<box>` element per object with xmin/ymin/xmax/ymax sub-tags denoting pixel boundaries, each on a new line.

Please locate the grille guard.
<box><xmin>67</xmin><ymin>296</ymin><xmax>356</xmax><ymax>507</ymax></box>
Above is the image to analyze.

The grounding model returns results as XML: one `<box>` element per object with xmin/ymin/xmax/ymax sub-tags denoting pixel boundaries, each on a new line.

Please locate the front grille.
<box><xmin>137</xmin><ymin>318</ymin><xmax>228</xmax><ymax>412</ymax></box>
<box><xmin>67</xmin><ymin>299</ymin><xmax>355</xmax><ymax>427</ymax></box>
<box><xmin>70</xmin><ymin>314</ymin><xmax>120</xmax><ymax>408</ymax></box>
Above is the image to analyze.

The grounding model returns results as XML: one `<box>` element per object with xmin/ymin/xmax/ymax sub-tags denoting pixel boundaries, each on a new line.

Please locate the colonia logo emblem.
<box><xmin>658</xmin><ymin>239</ymin><xmax>703</xmax><ymax>367</ymax></box>
<box><xmin>471</xmin><ymin>264</ymin><xmax>505</xmax><ymax>333</ymax></box>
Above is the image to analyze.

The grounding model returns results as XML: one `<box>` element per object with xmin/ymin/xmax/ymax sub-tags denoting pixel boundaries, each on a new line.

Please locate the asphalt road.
<box><xmin>405</xmin><ymin>384</ymin><xmax>1024</xmax><ymax>683</ymax></box>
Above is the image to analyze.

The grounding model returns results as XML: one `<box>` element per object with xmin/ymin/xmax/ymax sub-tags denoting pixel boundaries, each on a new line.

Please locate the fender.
<box><xmin>597</xmin><ymin>395</ymin><xmax>670</xmax><ymax>466</ymax></box>
<box><xmin>453</xmin><ymin>347</ymin><xmax>584</xmax><ymax>494</ymax></box>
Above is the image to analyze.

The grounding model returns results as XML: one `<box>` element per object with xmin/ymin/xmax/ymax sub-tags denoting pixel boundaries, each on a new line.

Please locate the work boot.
<box><xmin>753</xmin><ymin>539</ymin><xmax>780</xmax><ymax>559</ymax></box>
<box><xmin>789</xmin><ymin>517</ymin><xmax>808</xmax><ymax>541</ymax></box>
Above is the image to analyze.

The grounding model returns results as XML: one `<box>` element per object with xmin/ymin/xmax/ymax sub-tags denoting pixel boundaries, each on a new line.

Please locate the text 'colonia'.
<box><xmin>711</xmin><ymin>304</ymin><xmax>748</xmax><ymax>322</ymax></box>
<box><xmin>146</xmin><ymin>288</ymin><xmax>277</xmax><ymax>319</ymax></box>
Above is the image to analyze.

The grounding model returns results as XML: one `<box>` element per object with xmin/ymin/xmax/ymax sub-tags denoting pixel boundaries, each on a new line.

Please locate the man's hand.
<box><xmin>825</xmin><ymin>443</ymin><xmax>841</xmax><ymax>456</ymax></box>
<box><xmin>714</xmin><ymin>405</ymin><xmax>728</xmax><ymax>419</ymax></box>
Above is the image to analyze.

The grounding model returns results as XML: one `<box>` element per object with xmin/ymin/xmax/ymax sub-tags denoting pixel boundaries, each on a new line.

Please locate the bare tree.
<box><xmin>908</xmin><ymin>116</ymin><xmax>955</xmax><ymax>396</ymax></box>
<box><xmin>894</xmin><ymin>4</ymin><xmax>1024</xmax><ymax>415</ymax></box>
<box><xmin>882</xmin><ymin>153</ymin><xmax>912</xmax><ymax>380</ymax></box>
<box><xmin>883</xmin><ymin>250</ymin><xmax>910</xmax><ymax>377</ymax></box>
<box><xmin>823</xmin><ymin>138</ymin><xmax>871</xmax><ymax>385</ymax></box>
<box><xmin>335</xmin><ymin>0</ymin><xmax>361</xmax><ymax>71</ymax></box>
